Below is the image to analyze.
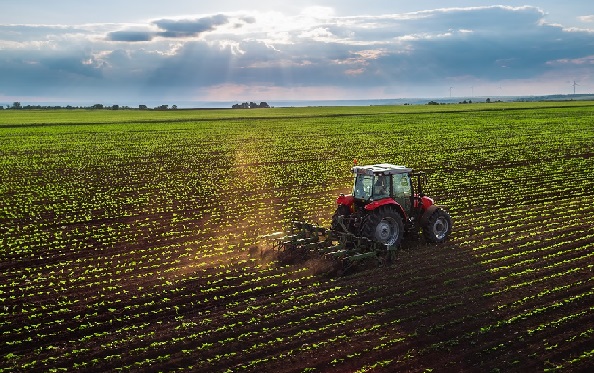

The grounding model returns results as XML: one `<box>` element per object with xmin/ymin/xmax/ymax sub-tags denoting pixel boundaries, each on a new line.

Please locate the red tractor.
<box><xmin>263</xmin><ymin>163</ymin><xmax>452</xmax><ymax>270</ymax></box>
<box><xmin>331</xmin><ymin>163</ymin><xmax>452</xmax><ymax>247</ymax></box>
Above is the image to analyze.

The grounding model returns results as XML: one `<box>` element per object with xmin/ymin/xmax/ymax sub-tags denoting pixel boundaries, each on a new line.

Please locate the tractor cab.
<box><xmin>333</xmin><ymin>162</ymin><xmax>451</xmax><ymax>246</ymax></box>
<box><xmin>352</xmin><ymin>164</ymin><xmax>414</xmax><ymax>214</ymax></box>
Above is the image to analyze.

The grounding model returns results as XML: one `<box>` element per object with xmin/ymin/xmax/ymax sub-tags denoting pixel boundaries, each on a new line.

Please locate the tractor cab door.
<box><xmin>391</xmin><ymin>173</ymin><xmax>412</xmax><ymax>214</ymax></box>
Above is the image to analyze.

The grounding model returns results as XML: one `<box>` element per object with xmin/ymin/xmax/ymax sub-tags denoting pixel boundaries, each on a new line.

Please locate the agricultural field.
<box><xmin>1</xmin><ymin>102</ymin><xmax>593</xmax><ymax>372</ymax></box>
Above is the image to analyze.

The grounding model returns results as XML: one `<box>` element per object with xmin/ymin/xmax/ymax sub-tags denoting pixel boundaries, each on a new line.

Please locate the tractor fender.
<box><xmin>336</xmin><ymin>194</ymin><xmax>354</xmax><ymax>206</ymax></box>
<box><xmin>365</xmin><ymin>199</ymin><xmax>407</xmax><ymax>220</ymax></box>
<box><xmin>420</xmin><ymin>205</ymin><xmax>445</xmax><ymax>226</ymax></box>
<box><xmin>414</xmin><ymin>195</ymin><xmax>435</xmax><ymax>210</ymax></box>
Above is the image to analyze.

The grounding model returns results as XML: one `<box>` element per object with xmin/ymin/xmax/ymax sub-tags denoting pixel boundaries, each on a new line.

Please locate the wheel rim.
<box><xmin>432</xmin><ymin>217</ymin><xmax>449</xmax><ymax>240</ymax></box>
<box><xmin>375</xmin><ymin>217</ymin><xmax>399</xmax><ymax>245</ymax></box>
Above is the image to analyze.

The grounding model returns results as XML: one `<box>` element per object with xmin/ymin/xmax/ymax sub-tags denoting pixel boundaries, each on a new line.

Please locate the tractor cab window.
<box><xmin>353</xmin><ymin>174</ymin><xmax>390</xmax><ymax>200</ymax></box>
<box><xmin>392</xmin><ymin>173</ymin><xmax>412</xmax><ymax>212</ymax></box>
<box><xmin>353</xmin><ymin>175</ymin><xmax>373</xmax><ymax>200</ymax></box>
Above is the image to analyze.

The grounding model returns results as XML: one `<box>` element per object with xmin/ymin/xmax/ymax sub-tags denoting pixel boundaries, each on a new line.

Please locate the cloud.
<box><xmin>107</xmin><ymin>31</ymin><xmax>153</xmax><ymax>42</ymax></box>
<box><xmin>0</xmin><ymin>24</ymin><xmax>97</xmax><ymax>48</ymax></box>
<box><xmin>107</xmin><ymin>14</ymin><xmax>231</xmax><ymax>42</ymax></box>
<box><xmin>153</xmin><ymin>14</ymin><xmax>229</xmax><ymax>36</ymax></box>
<box><xmin>1</xmin><ymin>5</ymin><xmax>593</xmax><ymax>102</ymax></box>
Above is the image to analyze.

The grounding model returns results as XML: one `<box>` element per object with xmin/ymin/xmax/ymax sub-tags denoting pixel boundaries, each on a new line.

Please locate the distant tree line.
<box><xmin>232</xmin><ymin>101</ymin><xmax>270</xmax><ymax>109</ymax></box>
<box><xmin>0</xmin><ymin>102</ymin><xmax>179</xmax><ymax>110</ymax></box>
<box><xmin>426</xmin><ymin>98</ymin><xmax>502</xmax><ymax>105</ymax></box>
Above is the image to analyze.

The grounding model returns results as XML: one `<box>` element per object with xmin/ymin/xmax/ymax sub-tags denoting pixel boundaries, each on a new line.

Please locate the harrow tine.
<box><xmin>347</xmin><ymin>251</ymin><xmax>378</xmax><ymax>262</ymax></box>
<box><xmin>325</xmin><ymin>249</ymin><xmax>349</xmax><ymax>258</ymax></box>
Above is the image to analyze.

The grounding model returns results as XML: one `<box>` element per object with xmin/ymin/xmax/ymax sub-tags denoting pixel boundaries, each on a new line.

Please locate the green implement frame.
<box><xmin>261</xmin><ymin>221</ymin><xmax>398</xmax><ymax>273</ymax></box>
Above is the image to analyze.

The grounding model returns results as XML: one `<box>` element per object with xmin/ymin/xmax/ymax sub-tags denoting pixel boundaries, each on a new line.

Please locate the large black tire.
<box><xmin>422</xmin><ymin>209</ymin><xmax>452</xmax><ymax>243</ymax></box>
<box><xmin>331</xmin><ymin>205</ymin><xmax>351</xmax><ymax>233</ymax></box>
<box><xmin>361</xmin><ymin>206</ymin><xmax>404</xmax><ymax>247</ymax></box>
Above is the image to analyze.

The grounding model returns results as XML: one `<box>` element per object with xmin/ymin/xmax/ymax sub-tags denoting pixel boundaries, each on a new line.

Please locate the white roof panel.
<box><xmin>352</xmin><ymin>164</ymin><xmax>412</xmax><ymax>175</ymax></box>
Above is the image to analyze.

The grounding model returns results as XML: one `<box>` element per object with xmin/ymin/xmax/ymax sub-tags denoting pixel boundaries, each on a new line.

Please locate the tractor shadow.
<box><xmin>249</xmin><ymin>227</ymin><xmax>542</xmax><ymax>371</ymax></box>
<box><xmin>327</xmin><ymin>237</ymin><xmax>506</xmax><ymax>372</ymax></box>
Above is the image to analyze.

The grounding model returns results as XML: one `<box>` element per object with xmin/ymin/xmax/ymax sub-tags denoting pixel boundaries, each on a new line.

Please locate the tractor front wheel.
<box><xmin>422</xmin><ymin>209</ymin><xmax>452</xmax><ymax>243</ymax></box>
<box><xmin>361</xmin><ymin>207</ymin><xmax>404</xmax><ymax>247</ymax></box>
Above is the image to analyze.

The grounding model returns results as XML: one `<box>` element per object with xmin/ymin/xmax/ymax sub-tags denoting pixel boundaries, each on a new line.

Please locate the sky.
<box><xmin>1</xmin><ymin>1</ymin><xmax>593</xmax><ymax>105</ymax></box>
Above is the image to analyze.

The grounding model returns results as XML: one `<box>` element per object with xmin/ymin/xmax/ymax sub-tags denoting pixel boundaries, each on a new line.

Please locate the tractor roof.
<box><xmin>352</xmin><ymin>164</ymin><xmax>412</xmax><ymax>176</ymax></box>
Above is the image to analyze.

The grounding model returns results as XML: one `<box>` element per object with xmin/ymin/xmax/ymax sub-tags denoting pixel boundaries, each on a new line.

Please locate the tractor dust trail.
<box><xmin>167</xmin><ymin>133</ymin><xmax>290</xmax><ymax>278</ymax></box>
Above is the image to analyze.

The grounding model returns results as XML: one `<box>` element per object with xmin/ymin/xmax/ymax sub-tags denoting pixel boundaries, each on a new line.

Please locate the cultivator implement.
<box><xmin>261</xmin><ymin>221</ymin><xmax>398</xmax><ymax>273</ymax></box>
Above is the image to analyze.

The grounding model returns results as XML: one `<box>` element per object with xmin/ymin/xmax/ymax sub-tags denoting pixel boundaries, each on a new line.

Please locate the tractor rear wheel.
<box><xmin>422</xmin><ymin>209</ymin><xmax>452</xmax><ymax>243</ymax></box>
<box><xmin>361</xmin><ymin>206</ymin><xmax>404</xmax><ymax>247</ymax></box>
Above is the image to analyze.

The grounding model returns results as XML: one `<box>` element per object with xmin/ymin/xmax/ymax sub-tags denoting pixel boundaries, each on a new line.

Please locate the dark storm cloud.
<box><xmin>153</xmin><ymin>14</ymin><xmax>229</xmax><ymax>36</ymax></box>
<box><xmin>0</xmin><ymin>51</ymin><xmax>103</xmax><ymax>98</ymax></box>
<box><xmin>409</xmin><ymin>6</ymin><xmax>545</xmax><ymax>33</ymax></box>
<box><xmin>107</xmin><ymin>14</ymin><xmax>230</xmax><ymax>42</ymax></box>
<box><xmin>107</xmin><ymin>31</ymin><xmax>154</xmax><ymax>42</ymax></box>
